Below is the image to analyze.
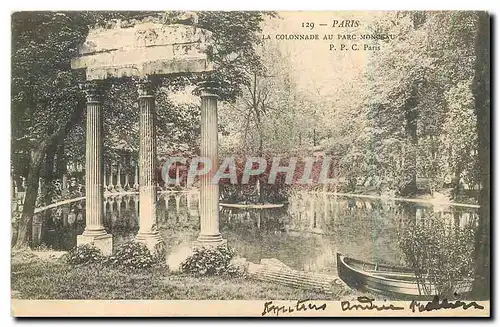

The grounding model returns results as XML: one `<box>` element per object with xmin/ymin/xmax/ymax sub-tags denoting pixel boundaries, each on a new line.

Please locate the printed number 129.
<box><xmin>302</xmin><ymin>22</ymin><xmax>315</xmax><ymax>30</ymax></box>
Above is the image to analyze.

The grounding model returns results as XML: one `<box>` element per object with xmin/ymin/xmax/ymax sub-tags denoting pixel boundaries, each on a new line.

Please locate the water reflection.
<box><xmin>36</xmin><ymin>191</ymin><xmax>478</xmax><ymax>273</ymax></box>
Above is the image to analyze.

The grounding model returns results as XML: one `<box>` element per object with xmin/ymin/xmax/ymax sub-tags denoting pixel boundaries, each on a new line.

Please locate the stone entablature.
<box><xmin>71</xmin><ymin>22</ymin><xmax>213</xmax><ymax>80</ymax></box>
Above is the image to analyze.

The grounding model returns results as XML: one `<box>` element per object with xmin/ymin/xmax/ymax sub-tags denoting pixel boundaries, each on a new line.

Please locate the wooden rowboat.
<box><xmin>336</xmin><ymin>253</ymin><xmax>472</xmax><ymax>300</ymax></box>
<box><xmin>219</xmin><ymin>203</ymin><xmax>284</xmax><ymax>209</ymax></box>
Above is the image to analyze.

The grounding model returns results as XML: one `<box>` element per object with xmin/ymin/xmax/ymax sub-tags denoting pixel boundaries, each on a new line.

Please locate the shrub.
<box><xmin>106</xmin><ymin>241</ymin><xmax>156</xmax><ymax>269</ymax></box>
<box><xmin>64</xmin><ymin>244</ymin><xmax>105</xmax><ymax>265</ymax></box>
<box><xmin>398</xmin><ymin>212</ymin><xmax>476</xmax><ymax>298</ymax></box>
<box><xmin>180</xmin><ymin>245</ymin><xmax>242</xmax><ymax>277</ymax></box>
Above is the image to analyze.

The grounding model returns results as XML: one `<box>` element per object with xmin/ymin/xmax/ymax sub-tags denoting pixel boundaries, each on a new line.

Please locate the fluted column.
<box><xmin>135</xmin><ymin>78</ymin><xmax>165</xmax><ymax>256</ymax></box>
<box><xmin>77</xmin><ymin>81</ymin><xmax>112</xmax><ymax>255</ymax></box>
<box><xmin>196</xmin><ymin>84</ymin><xmax>225</xmax><ymax>246</ymax></box>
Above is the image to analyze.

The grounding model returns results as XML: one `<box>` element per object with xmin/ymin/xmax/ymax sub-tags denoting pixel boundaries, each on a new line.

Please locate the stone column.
<box><xmin>116</xmin><ymin>196</ymin><xmax>122</xmax><ymax>215</ymax></box>
<box><xmin>77</xmin><ymin>81</ymin><xmax>112</xmax><ymax>255</ymax></box>
<box><xmin>196</xmin><ymin>85</ymin><xmax>225</xmax><ymax>246</ymax></box>
<box><xmin>116</xmin><ymin>160</ymin><xmax>123</xmax><ymax>192</ymax></box>
<box><xmin>133</xmin><ymin>164</ymin><xmax>139</xmax><ymax>190</ymax></box>
<box><xmin>175</xmin><ymin>166</ymin><xmax>181</xmax><ymax>186</ymax></box>
<box><xmin>103</xmin><ymin>165</ymin><xmax>108</xmax><ymax>191</ymax></box>
<box><xmin>62</xmin><ymin>174</ymin><xmax>69</xmax><ymax>196</ymax></box>
<box><xmin>108</xmin><ymin>164</ymin><xmax>115</xmax><ymax>192</ymax></box>
<box><xmin>135</xmin><ymin>79</ymin><xmax>165</xmax><ymax>256</ymax></box>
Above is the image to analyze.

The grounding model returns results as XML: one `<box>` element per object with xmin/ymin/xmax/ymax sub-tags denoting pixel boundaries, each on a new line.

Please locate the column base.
<box><xmin>193</xmin><ymin>234</ymin><xmax>227</xmax><ymax>249</ymax></box>
<box><xmin>77</xmin><ymin>232</ymin><xmax>113</xmax><ymax>256</ymax></box>
<box><xmin>135</xmin><ymin>232</ymin><xmax>166</xmax><ymax>260</ymax></box>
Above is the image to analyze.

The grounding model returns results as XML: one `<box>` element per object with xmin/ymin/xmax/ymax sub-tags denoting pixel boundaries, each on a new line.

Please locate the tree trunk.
<box><xmin>13</xmin><ymin>141</ymin><xmax>48</xmax><ymax>249</ymax></box>
<box><xmin>471</xmin><ymin>11</ymin><xmax>490</xmax><ymax>300</ymax></box>
<box><xmin>41</xmin><ymin>141</ymin><xmax>58</xmax><ymax>205</ymax></box>
<box><xmin>402</xmin><ymin>95</ymin><xmax>418</xmax><ymax>196</ymax></box>
<box><xmin>12</xmin><ymin>99</ymin><xmax>85</xmax><ymax>250</ymax></box>
<box><xmin>258</xmin><ymin>137</ymin><xmax>265</xmax><ymax>203</ymax></box>
<box><xmin>56</xmin><ymin>143</ymin><xmax>67</xmax><ymax>178</ymax></box>
<box><xmin>400</xmin><ymin>12</ymin><xmax>426</xmax><ymax>197</ymax></box>
<box><xmin>453</xmin><ymin>160</ymin><xmax>463</xmax><ymax>196</ymax></box>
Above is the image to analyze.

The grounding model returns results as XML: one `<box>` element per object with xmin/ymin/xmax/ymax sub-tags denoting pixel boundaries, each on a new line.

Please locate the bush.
<box><xmin>64</xmin><ymin>244</ymin><xmax>105</xmax><ymax>265</ymax></box>
<box><xmin>180</xmin><ymin>245</ymin><xmax>242</xmax><ymax>277</ymax></box>
<box><xmin>398</xmin><ymin>212</ymin><xmax>476</xmax><ymax>298</ymax></box>
<box><xmin>106</xmin><ymin>241</ymin><xmax>156</xmax><ymax>269</ymax></box>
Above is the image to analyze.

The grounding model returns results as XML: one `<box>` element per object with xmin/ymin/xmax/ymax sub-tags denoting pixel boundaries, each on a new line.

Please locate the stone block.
<box><xmin>77</xmin><ymin>233</ymin><xmax>113</xmax><ymax>256</ymax></box>
<box><xmin>192</xmin><ymin>237</ymin><xmax>227</xmax><ymax>249</ymax></box>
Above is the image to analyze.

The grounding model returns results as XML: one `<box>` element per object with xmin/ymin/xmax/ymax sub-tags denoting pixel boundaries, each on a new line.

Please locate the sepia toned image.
<box><xmin>10</xmin><ymin>10</ymin><xmax>490</xmax><ymax>317</ymax></box>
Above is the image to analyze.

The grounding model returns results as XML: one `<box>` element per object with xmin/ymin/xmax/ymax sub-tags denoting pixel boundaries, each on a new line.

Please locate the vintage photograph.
<box><xmin>10</xmin><ymin>10</ymin><xmax>490</xmax><ymax>317</ymax></box>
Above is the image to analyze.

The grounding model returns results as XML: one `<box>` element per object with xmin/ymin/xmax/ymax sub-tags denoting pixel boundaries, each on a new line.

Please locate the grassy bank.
<box><xmin>11</xmin><ymin>251</ymin><xmax>348</xmax><ymax>300</ymax></box>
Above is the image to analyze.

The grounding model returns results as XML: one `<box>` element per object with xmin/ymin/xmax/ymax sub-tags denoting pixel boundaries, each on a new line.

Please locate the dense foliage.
<box><xmin>64</xmin><ymin>241</ymin><xmax>162</xmax><ymax>269</ymax></box>
<box><xmin>361</xmin><ymin>12</ymin><xmax>479</xmax><ymax>196</ymax></box>
<box><xmin>398</xmin><ymin>213</ymin><xmax>476</xmax><ymax>298</ymax></box>
<box><xmin>220</xmin><ymin>12</ymin><xmax>482</xmax><ymax>198</ymax></box>
<box><xmin>180</xmin><ymin>245</ymin><xmax>242</xmax><ymax>277</ymax></box>
<box><xmin>64</xmin><ymin>243</ymin><xmax>105</xmax><ymax>265</ymax></box>
<box><xmin>106</xmin><ymin>241</ymin><xmax>158</xmax><ymax>269</ymax></box>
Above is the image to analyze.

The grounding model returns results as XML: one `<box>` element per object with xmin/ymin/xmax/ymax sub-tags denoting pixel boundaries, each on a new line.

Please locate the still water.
<box><xmin>36</xmin><ymin>191</ymin><xmax>478</xmax><ymax>273</ymax></box>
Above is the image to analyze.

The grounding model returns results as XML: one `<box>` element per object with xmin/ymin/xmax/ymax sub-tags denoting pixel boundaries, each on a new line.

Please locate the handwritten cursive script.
<box><xmin>409</xmin><ymin>296</ymin><xmax>485</xmax><ymax>313</ymax></box>
<box><xmin>261</xmin><ymin>299</ymin><xmax>327</xmax><ymax>316</ymax></box>
<box><xmin>341</xmin><ymin>296</ymin><xmax>405</xmax><ymax>311</ymax></box>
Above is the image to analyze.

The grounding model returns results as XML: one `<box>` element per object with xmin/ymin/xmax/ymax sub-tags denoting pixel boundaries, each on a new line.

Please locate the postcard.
<box><xmin>11</xmin><ymin>10</ymin><xmax>490</xmax><ymax>317</ymax></box>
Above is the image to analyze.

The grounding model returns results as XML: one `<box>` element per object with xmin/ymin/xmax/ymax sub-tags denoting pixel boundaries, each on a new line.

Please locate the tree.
<box><xmin>471</xmin><ymin>11</ymin><xmax>490</xmax><ymax>300</ymax></box>
<box><xmin>218</xmin><ymin>39</ymin><xmax>297</xmax><ymax>156</ymax></box>
<box><xmin>363</xmin><ymin>11</ymin><xmax>478</xmax><ymax>196</ymax></box>
<box><xmin>12</xmin><ymin>12</ymin><xmax>98</xmax><ymax>248</ymax></box>
<box><xmin>361</xmin><ymin>10</ymin><xmax>489</xmax><ymax>297</ymax></box>
<box><xmin>364</xmin><ymin>12</ymin><xmax>435</xmax><ymax>195</ymax></box>
<box><xmin>441</xmin><ymin>81</ymin><xmax>478</xmax><ymax>194</ymax></box>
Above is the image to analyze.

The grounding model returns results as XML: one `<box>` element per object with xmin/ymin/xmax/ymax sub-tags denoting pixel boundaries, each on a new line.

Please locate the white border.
<box><xmin>2</xmin><ymin>1</ymin><xmax>499</xmax><ymax>326</ymax></box>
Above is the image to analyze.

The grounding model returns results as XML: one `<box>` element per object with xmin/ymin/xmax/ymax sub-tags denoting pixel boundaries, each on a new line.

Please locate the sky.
<box><xmin>259</xmin><ymin>11</ymin><xmax>387</xmax><ymax>101</ymax></box>
<box><xmin>169</xmin><ymin>12</ymin><xmax>389</xmax><ymax>106</ymax></box>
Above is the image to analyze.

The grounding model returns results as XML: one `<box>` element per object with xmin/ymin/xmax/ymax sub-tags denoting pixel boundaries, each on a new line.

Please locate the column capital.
<box><xmin>79</xmin><ymin>81</ymin><xmax>103</xmax><ymax>103</ymax></box>
<box><xmin>194</xmin><ymin>80</ymin><xmax>220</xmax><ymax>98</ymax></box>
<box><xmin>136</xmin><ymin>78</ymin><xmax>155</xmax><ymax>98</ymax></box>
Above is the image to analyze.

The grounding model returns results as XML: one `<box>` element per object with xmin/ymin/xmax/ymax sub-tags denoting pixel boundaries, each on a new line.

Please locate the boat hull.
<box><xmin>336</xmin><ymin>253</ymin><xmax>472</xmax><ymax>300</ymax></box>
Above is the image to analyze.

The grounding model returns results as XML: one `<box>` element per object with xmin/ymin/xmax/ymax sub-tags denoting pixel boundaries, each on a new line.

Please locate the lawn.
<box><xmin>11</xmin><ymin>251</ymin><xmax>349</xmax><ymax>300</ymax></box>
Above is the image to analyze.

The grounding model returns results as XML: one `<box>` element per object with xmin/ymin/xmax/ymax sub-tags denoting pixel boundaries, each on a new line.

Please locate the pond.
<box><xmin>35</xmin><ymin>191</ymin><xmax>478</xmax><ymax>274</ymax></box>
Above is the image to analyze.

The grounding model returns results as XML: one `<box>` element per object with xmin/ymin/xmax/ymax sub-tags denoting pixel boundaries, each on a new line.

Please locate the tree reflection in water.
<box><xmin>37</xmin><ymin>192</ymin><xmax>478</xmax><ymax>274</ymax></box>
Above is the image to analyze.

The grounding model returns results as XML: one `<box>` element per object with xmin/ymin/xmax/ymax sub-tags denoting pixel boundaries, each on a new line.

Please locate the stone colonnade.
<box><xmin>196</xmin><ymin>87</ymin><xmax>225</xmax><ymax>245</ymax></box>
<box><xmin>77</xmin><ymin>82</ymin><xmax>112</xmax><ymax>254</ymax></box>
<box><xmin>77</xmin><ymin>79</ymin><xmax>225</xmax><ymax>256</ymax></box>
